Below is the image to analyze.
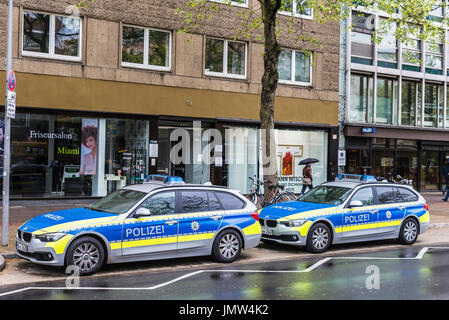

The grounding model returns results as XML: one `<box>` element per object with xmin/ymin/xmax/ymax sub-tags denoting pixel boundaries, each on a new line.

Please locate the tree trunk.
<box><xmin>259</xmin><ymin>0</ymin><xmax>281</xmax><ymax>199</ymax></box>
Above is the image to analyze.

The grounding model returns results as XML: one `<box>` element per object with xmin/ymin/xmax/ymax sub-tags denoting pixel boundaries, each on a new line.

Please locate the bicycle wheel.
<box><xmin>249</xmin><ymin>193</ymin><xmax>263</xmax><ymax>208</ymax></box>
<box><xmin>274</xmin><ymin>192</ymin><xmax>297</xmax><ymax>203</ymax></box>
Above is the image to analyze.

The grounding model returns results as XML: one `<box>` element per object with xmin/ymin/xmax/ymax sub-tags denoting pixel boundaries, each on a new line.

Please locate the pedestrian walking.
<box><xmin>443</xmin><ymin>158</ymin><xmax>449</xmax><ymax>202</ymax></box>
<box><xmin>301</xmin><ymin>162</ymin><xmax>313</xmax><ymax>195</ymax></box>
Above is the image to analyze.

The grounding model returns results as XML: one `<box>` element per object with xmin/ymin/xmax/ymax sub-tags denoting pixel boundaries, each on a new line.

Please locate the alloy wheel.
<box><xmin>219</xmin><ymin>234</ymin><xmax>240</xmax><ymax>259</ymax></box>
<box><xmin>312</xmin><ymin>227</ymin><xmax>329</xmax><ymax>250</ymax></box>
<box><xmin>72</xmin><ymin>242</ymin><xmax>100</xmax><ymax>273</ymax></box>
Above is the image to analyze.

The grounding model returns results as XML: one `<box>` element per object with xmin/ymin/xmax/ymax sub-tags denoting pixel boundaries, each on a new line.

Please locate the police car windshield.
<box><xmin>89</xmin><ymin>189</ymin><xmax>147</xmax><ymax>214</ymax></box>
<box><xmin>297</xmin><ymin>186</ymin><xmax>352</xmax><ymax>205</ymax></box>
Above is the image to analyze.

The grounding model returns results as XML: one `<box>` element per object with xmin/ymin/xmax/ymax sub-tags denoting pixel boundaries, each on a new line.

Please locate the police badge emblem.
<box><xmin>191</xmin><ymin>221</ymin><xmax>200</xmax><ymax>232</ymax></box>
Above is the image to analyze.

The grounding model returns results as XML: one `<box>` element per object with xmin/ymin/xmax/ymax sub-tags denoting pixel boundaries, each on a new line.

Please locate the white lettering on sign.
<box><xmin>30</xmin><ymin>130</ymin><xmax>73</xmax><ymax>140</ymax></box>
<box><xmin>345</xmin><ymin>214</ymin><xmax>370</xmax><ymax>224</ymax></box>
<box><xmin>125</xmin><ymin>225</ymin><xmax>165</xmax><ymax>238</ymax></box>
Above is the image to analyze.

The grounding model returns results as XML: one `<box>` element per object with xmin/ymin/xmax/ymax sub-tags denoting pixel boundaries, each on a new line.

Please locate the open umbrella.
<box><xmin>298</xmin><ymin>158</ymin><xmax>319</xmax><ymax>165</ymax></box>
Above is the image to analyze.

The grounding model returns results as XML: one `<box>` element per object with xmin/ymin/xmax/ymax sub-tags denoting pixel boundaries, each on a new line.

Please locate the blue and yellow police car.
<box><xmin>15</xmin><ymin>176</ymin><xmax>261</xmax><ymax>275</ymax></box>
<box><xmin>259</xmin><ymin>174</ymin><xmax>430</xmax><ymax>253</ymax></box>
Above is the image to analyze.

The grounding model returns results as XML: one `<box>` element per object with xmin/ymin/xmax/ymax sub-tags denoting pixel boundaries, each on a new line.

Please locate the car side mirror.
<box><xmin>135</xmin><ymin>207</ymin><xmax>151</xmax><ymax>218</ymax></box>
<box><xmin>349</xmin><ymin>200</ymin><xmax>364</xmax><ymax>208</ymax></box>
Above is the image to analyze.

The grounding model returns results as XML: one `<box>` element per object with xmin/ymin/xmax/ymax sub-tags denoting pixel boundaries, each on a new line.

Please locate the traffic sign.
<box><xmin>7</xmin><ymin>70</ymin><xmax>15</xmax><ymax>91</ymax></box>
<box><xmin>6</xmin><ymin>90</ymin><xmax>15</xmax><ymax>119</ymax></box>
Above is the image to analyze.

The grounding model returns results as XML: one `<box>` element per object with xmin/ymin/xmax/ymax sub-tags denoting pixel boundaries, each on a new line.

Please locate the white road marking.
<box><xmin>1</xmin><ymin>246</ymin><xmax>448</xmax><ymax>298</ymax></box>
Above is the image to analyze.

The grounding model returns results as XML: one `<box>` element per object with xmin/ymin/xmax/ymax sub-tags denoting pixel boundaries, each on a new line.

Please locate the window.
<box><xmin>428</xmin><ymin>2</ymin><xmax>444</xmax><ymax>22</ymax></box>
<box><xmin>401</xmin><ymin>81</ymin><xmax>421</xmax><ymax>126</ymax></box>
<box><xmin>279</xmin><ymin>0</ymin><xmax>313</xmax><ymax>18</ymax></box>
<box><xmin>397</xmin><ymin>188</ymin><xmax>418</xmax><ymax>202</ymax></box>
<box><xmin>22</xmin><ymin>10</ymin><xmax>81</xmax><ymax>60</ymax></box>
<box><xmin>350</xmin><ymin>74</ymin><xmax>374</xmax><ymax>123</ymax></box>
<box><xmin>140</xmin><ymin>191</ymin><xmax>176</xmax><ymax>216</ymax></box>
<box><xmin>377</xmin><ymin>18</ymin><xmax>397</xmax><ymax>65</ymax></box>
<box><xmin>402</xmin><ymin>25</ymin><xmax>421</xmax><ymax>67</ymax></box>
<box><xmin>181</xmin><ymin>191</ymin><xmax>210</xmax><ymax>213</ymax></box>
<box><xmin>209</xmin><ymin>0</ymin><xmax>248</xmax><ymax>7</ymax></box>
<box><xmin>278</xmin><ymin>49</ymin><xmax>311</xmax><ymax>85</ymax></box>
<box><xmin>424</xmin><ymin>83</ymin><xmax>443</xmax><ymax>128</ymax></box>
<box><xmin>351</xmin><ymin>187</ymin><xmax>374</xmax><ymax>206</ymax></box>
<box><xmin>375</xmin><ymin>187</ymin><xmax>400</xmax><ymax>204</ymax></box>
<box><xmin>208</xmin><ymin>191</ymin><xmax>223</xmax><ymax>211</ymax></box>
<box><xmin>215</xmin><ymin>191</ymin><xmax>245</xmax><ymax>210</ymax></box>
<box><xmin>205</xmin><ymin>38</ymin><xmax>247</xmax><ymax>78</ymax></box>
<box><xmin>376</xmin><ymin>77</ymin><xmax>398</xmax><ymax>125</ymax></box>
<box><xmin>425</xmin><ymin>34</ymin><xmax>443</xmax><ymax>71</ymax></box>
<box><xmin>122</xmin><ymin>25</ymin><xmax>171</xmax><ymax>70</ymax></box>
<box><xmin>351</xmin><ymin>11</ymin><xmax>374</xmax><ymax>64</ymax></box>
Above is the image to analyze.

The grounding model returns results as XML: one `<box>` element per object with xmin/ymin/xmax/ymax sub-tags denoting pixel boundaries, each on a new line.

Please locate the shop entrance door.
<box><xmin>157</xmin><ymin>121</ymin><xmax>211</xmax><ymax>184</ymax></box>
<box><xmin>420</xmin><ymin>151</ymin><xmax>440</xmax><ymax>190</ymax></box>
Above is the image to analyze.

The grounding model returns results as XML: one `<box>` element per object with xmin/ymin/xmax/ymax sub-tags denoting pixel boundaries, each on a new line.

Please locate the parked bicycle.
<box><xmin>248</xmin><ymin>176</ymin><xmax>297</xmax><ymax>208</ymax></box>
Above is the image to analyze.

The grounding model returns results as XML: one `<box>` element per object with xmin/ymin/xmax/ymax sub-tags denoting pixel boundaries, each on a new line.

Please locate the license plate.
<box><xmin>262</xmin><ymin>228</ymin><xmax>273</xmax><ymax>236</ymax></box>
<box><xmin>16</xmin><ymin>241</ymin><xmax>28</xmax><ymax>252</ymax></box>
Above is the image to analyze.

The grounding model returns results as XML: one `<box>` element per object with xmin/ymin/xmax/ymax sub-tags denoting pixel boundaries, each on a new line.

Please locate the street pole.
<box><xmin>2</xmin><ymin>0</ymin><xmax>13</xmax><ymax>246</ymax></box>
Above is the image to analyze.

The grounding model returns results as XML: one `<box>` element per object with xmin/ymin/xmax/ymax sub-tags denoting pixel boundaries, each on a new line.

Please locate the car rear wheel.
<box><xmin>306</xmin><ymin>223</ymin><xmax>331</xmax><ymax>253</ymax></box>
<box><xmin>212</xmin><ymin>229</ymin><xmax>243</xmax><ymax>263</ymax></box>
<box><xmin>399</xmin><ymin>218</ymin><xmax>419</xmax><ymax>245</ymax></box>
<box><xmin>66</xmin><ymin>236</ymin><xmax>105</xmax><ymax>276</ymax></box>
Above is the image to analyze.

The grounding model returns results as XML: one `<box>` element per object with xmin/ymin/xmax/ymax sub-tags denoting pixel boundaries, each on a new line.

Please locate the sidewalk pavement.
<box><xmin>0</xmin><ymin>193</ymin><xmax>448</xmax><ymax>269</ymax></box>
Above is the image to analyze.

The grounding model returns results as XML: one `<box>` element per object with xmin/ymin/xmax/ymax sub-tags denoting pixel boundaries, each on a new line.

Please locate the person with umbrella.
<box><xmin>299</xmin><ymin>158</ymin><xmax>318</xmax><ymax>195</ymax></box>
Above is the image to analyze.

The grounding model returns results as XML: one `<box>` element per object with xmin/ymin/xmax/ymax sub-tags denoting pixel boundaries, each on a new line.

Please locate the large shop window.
<box><xmin>22</xmin><ymin>10</ymin><xmax>82</xmax><ymax>60</ymax></box>
<box><xmin>275</xmin><ymin>129</ymin><xmax>328</xmax><ymax>194</ymax></box>
<box><xmin>105</xmin><ymin>119</ymin><xmax>148</xmax><ymax>194</ymax></box>
<box><xmin>122</xmin><ymin>25</ymin><xmax>171</xmax><ymax>71</ymax></box>
<box><xmin>3</xmin><ymin>114</ymin><xmax>97</xmax><ymax>197</ymax></box>
<box><xmin>350</xmin><ymin>74</ymin><xmax>373</xmax><ymax>123</ymax></box>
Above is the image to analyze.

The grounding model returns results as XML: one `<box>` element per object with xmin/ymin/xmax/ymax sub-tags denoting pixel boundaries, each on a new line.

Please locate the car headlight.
<box><xmin>34</xmin><ymin>232</ymin><xmax>67</xmax><ymax>242</ymax></box>
<box><xmin>280</xmin><ymin>219</ymin><xmax>308</xmax><ymax>228</ymax></box>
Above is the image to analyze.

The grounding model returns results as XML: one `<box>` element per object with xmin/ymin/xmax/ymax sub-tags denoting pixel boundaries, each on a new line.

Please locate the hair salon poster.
<box><xmin>80</xmin><ymin>119</ymin><xmax>98</xmax><ymax>175</ymax></box>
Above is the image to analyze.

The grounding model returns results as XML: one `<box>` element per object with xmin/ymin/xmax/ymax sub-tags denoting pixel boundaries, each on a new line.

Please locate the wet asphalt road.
<box><xmin>1</xmin><ymin>245</ymin><xmax>449</xmax><ymax>300</ymax></box>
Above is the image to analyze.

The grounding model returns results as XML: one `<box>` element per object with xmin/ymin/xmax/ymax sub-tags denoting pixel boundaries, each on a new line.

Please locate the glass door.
<box><xmin>421</xmin><ymin>151</ymin><xmax>439</xmax><ymax>190</ymax></box>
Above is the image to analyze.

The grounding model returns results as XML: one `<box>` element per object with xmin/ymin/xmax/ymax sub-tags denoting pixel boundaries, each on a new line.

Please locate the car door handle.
<box><xmin>369</xmin><ymin>210</ymin><xmax>378</xmax><ymax>214</ymax></box>
<box><xmin>398</xmin><ymin>206</ymin><xmax>405</xmax><ymax>210</ymax></box>
<box><xmin>211</xmin><ymin>215</ymin><xmax>223</xmax><ymax>220</ymax></box>
<box><xmin>165</xmin><ymin>220</ymin><xmax>178</xmax><ymax>225</ymax></box>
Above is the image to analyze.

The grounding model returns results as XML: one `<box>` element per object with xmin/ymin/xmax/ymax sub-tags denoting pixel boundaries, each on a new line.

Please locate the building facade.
<box><xmin>0</xmin><ymin>0</ymin><xmax>340</xmax><ymax>199</ymax></box>
<box><xmin>340</xmin><ymin>4</ymin><xmax>449</xmax><ymax>192</ymax></box>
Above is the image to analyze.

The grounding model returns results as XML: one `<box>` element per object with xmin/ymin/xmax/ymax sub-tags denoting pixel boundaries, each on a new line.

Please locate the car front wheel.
<box><xmin>66</xmin><ymin>236</ymin><xmax>105</xmax><ymax>276</ymax></box>
<box><xmin>306</xmin><ymin>223</ymin><xmax>332</xmax><ymax>253</ymax></box>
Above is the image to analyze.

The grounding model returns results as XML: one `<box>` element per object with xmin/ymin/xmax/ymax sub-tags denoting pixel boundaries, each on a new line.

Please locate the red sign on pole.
<box><xmin>7</xmin><ymin>70</ymin><xmax>15</xmax><ymax>91</ymax></box>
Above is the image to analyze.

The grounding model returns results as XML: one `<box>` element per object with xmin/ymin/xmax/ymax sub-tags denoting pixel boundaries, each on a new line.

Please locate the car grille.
<box><xmin>17</xmin><ymin>229</ymin><xmax>22</xmax><ymax>240</ymax></box>
<box><xmin>259</xmin><ymin>218</ymin><xmax>265</xmax><ymax>226</ymax></box>
<box><xmin>266</xmin><ymin>220</ymin><xmax>278</xmax><ymax>228</ymax></box>
<box><xmin>22</xmin><ymin>232</ymin><xmax>32</xmax><ymax>242</ymax></box>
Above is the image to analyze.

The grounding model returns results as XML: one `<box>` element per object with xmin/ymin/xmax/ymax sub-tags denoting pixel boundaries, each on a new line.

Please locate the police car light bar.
<box><xmin>337</xmin><ymin>173</ymin><xmax>377</xmax><ymax>183</ymax></box>
<box><xmin>145</xmin><ymin>175</ymin><xmax>185</xmax><ymax>185</ymax></box>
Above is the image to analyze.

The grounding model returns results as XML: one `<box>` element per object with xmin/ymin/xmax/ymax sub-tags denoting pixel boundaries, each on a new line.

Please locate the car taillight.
<box><xmin>424</xmin><ymin>204</ymin><xmax>428</xmax><ymax>211</ymax></box>
<box><xmin>250</xmin><ymin>211</ymin><xmax>259</xmax><ymax>221</ymax></box>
